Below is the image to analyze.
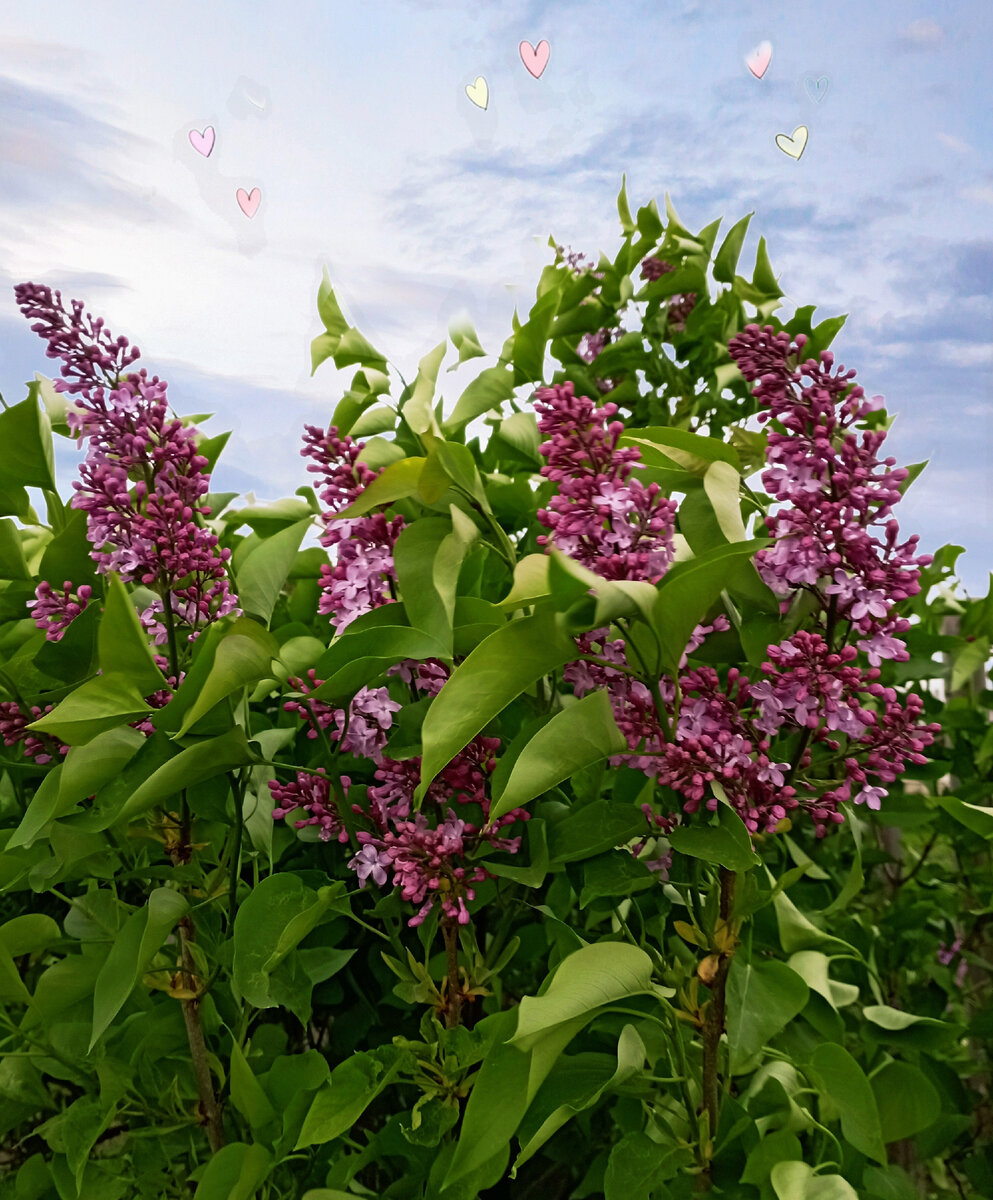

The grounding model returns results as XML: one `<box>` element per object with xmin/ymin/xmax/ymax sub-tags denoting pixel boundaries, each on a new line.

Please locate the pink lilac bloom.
<box><xmin>352</xmin><ymin>811</ymin><xmax>486</xmax><ymax>927</ymax></box>
<box><xmin>28</xmin><ymin>581</ymin><xmax>93</xmax><ymax>642</ymax></box>
<box><xmin>14</xmin><ymin>284</ymin><xmax>238</xmax><ymax>644</ymax></box>
<box><xmin>533</xmin><ymin>381</ymin><xmax>678</xmax><ymax>581</ymax></box>
<box><xmin>270</xmin><ymin>769</ymin><xmax>351</xmax><ymax>843</ymax></box>
<box><xmin>0</xmin><ymin>702</ymin><xmax>68</xmax><ymax>766</ymax></box>
<box><xmin>727</xmin><ymin>323</ymin><xmax>931</xmax><ymax>665</ymax></box>
<box><xmin>348</xmin><ymin>733</ymin><xmax>528</xmax><ymax>926</ymax></box>
<box><xmin>283</xmin><ymin>670</ymin><xmax>401</xmax><ymax>764</ymax></box>
<box><xmin>301</xmin><ymin>424</ymin><xmax>405</xmax><ymax>631</ymax></box>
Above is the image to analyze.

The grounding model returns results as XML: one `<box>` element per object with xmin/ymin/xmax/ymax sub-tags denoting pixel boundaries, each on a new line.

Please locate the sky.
<box><xmin>0</xmin><ymin>0</ymin><xmax>991</xmax><ymax>593</ymax></box>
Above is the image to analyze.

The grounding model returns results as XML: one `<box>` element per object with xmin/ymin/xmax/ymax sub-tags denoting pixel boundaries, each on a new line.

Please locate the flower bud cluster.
<box><xmin>28</xmin><ymin>581</ymin><xmax>93</xmax><ymax>643</ymax></box>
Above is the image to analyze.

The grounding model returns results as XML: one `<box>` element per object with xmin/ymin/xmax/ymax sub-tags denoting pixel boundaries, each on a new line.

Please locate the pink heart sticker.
<box><xmin>520</xmin><ymin>39</ymin><xmax>550</xmax><ymax>79</ymax></box>
<box><xmin>188</xmin><ymin>126</ymin><xmax>215</xmax><ymax>157</ymax></box>
<box><xmin>746</xmin><ymin>40</ymin><xmax>773</xmax><ymax>79</ymax></box>
<box><xmin>236</xmin><ymin>187</ymin><xmax>261</xmax><ymax>218</ymax></box>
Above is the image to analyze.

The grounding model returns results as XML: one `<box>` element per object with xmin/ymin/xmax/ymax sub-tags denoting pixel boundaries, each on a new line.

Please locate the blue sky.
<box><xmin>1</xmin><ymin>0</ymin><xmax>990</xmax><ymax>592</ymax></box>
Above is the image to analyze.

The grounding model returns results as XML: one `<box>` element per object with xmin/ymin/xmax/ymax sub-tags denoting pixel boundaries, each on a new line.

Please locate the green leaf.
<box><xmin>752</xmin><ymin>237</ymin><xmax>783</xmax><ymax>299</ymax></box>
<box><xmin>90</xmin><ymin>887</ymin><xmax>189</xmax><ymax>1048</ymax></box>
<box><xmin>935</xmin><ymin>794</ymin><xmax>993</xmax><ymax>839</ymax></box>
<box><xmin>0</xmin><ymin>520</ymin><xmax>31</xmax><ymax>581</ymax></box>
<box><xmin>448</xmin><ymin>316</ymin><xmax>487</xmax><ymax>368</ymax></box>
<box><xmin>402</xmin><ymin>341</ymin><xmax>447</xmax><ymax>437</ymax></box>
<box><xmin>726</xmin><ymin>957</ymin><xmax>809</xmax><ymax>1071</ymax></box>
<box><xmin>27</xmin><ymin>673</ymin><xmax>152</xmax><ymax>745</ymax></box>
<box><xmin>310</xmin><ymin>625</ymin><xmax>450</xmax><ymax>704</ymax></box>
<box><xmin>311</xmin><ymin>271</ymin><xmax>387</xmax><ymax>375</ymax></box>
<box><xmin>490</xmin><ymin>411</ymin><xmax>542</xmax><ymax>466</ymax></box>
<box><xmin>668</xmin><ymin>803</ymin><xmax>758</xmax><ymax>873</ymax></box>
<box><xmin>444</xmin><ymin>1011</ymin><xmax>530</xmax><ymax>1186</ymax></box>
<box><xmin>335</xmin><ymin>456</ymin><xmax>426</xmax><ymax>519</ymax></box>
<box><xmin>166</xmin><ymin>620</ymin><xmax>279</xmax><ymax>739</ymax></box>
<box><xmin>229</xmin><ymin>1040</ymin><xmax>279</xmax><ymax>1132</ymax></box>
<box><xmin>773</xmin><ymin>888</ymin><xmax>858</xmax><ymax>957</ymax></box>
<box><xmin>604</xmin><ymin>1133</ymin><xmax>689</xmax><ymax>1200</ymax></box>
<box><xmin>871</xmin><ymin>1061</ymin><xmax>940</xmax><ymax>1143</ymax></box>
<box><xmin>236</xmin><ymin>518</ymin><xmax>311</xmax><ymax>624</ymax></box>
<box><xmin>742</xmin><ymin>1130</ymin><xmax>803</xmax><ymax>1188</ymax></box>
<box><xmin>444</xmin><ymin>365</ymin><xmax>517</xmax><ymax>435</ymax></box>
<box><xmin>617</xmin><ymin>175</ymin><xmax>635</xmax><ymax>235</ymax></box>
<box><xmin>0</xmin><ymin>390</ymin><xmax>56</xmax><ymax>491</ymax></box>
<box><xmin>770</xmin><ymin>1162</ymin><xmax>859</xmax><ymax>1200</ymax></box>
<box><xmin>490</xmin><ymin>691</ymin><xmax>627</xmax><ymax>823</ymax></box>
<box><xmin>787</xmin><ymin>951</ymin><xmax>859</xmax><ymax>1009</ymax></box>
<box><xmin>498</xmin><ymin>553</ymin><xmax>552</xmax><ymax>609</ymax></box>
<box><xmin>331</xmin><ymin>367</ymin><xmax>392</xmax><ymax>435</ymax></box>
<box><xmin>618</xmin><ymin>426</ymin><xmax>741</xmax><ymax>475</ymax></box>
<box><xmin>652</xmin><ymin>540</ymin><xmax>768</xmax><ymax>673</ymax></box>
<box><xmin>415</xmin><ymin>610</ymin><xmax>577</xmax><ymax>806</ymax></box>
<box><xmin>295</xmin><ymin>1048</ymin><xmax>403</xmax><ymax>1149</ymax></box>
<box><xmin>233</xmin><ymin>875</ymin><xmax>348</xmax><ymax>1017</ymax></box>
<box><xmin>713</xmin><ymin>213</ymin><xmax>753</xmax><ymax>284</ymax></box>
<box><xmin>950</xmin><ymin>635</ymin><xmax>990</xmax><ymax>691</ymax></box>
<box><xmin>0</xmin><ymin>913</ymin><xmax>61</xmax><ymax>957</ymax></box>
<box><xmin>99</xmin><ymin>573</ymin><xmax>166</xmax><ymax>695</ymax></box>
<box><xmin>861</xmin><ymin>1005</ymin><xmax>956</xmax><ymax>1051</ymax></box>
<box><xmin>579</xmin><ymin>850</ymin><xmax>655</xmax><ymax>908</ymax></box>
<box><xmin>703</xmin><ymin>460</ymin><xmax>747</xmax><ymax>542</ymax></box>
<box><xmin>9</xmin><ymin>727</ymin><xmax>145</xmax><ymax>848</ymax></box>
<box><xmin>394</xmin><ymin>511</ymin><xmax>479</xmax><ymax>656</ymax></box>
<box><xmin>515</xmin><ymin>1026</ymin><xmax>645</xmax><ymax>1171</ymax></box>
<box><xmin>512</xmin><ymin>286</ymin><xmax>561</xmax><ymax>385</ymax></box>
<box><xmin>809</xmin><ymin>1042</ymin><xmax>886</xmax><ymax>1164</ymax></box>
<box><xmin>511</xmin><ymin>942</ymin><xmax>666</xmax><ymax>1053</ymax></box>
<box><xmin>192</xmin><ymin>1143</ymin><xmax>273</xmax><ymax>1200</ymax></box>
<box><xmin>116</xmin><ymin>726</ymin><xmax>262</xmax><ymax>824</ymax></box>
<box><xmin>546</xmin><ymin>798</ymin><xmax>646</xmax><ymax>864</ymax></box>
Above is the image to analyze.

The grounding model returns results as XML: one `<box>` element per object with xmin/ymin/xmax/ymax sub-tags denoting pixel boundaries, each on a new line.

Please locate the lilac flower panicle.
<box><xmin>14</xmin><ymin>285</ymin><xmax>238</xmax><ymax>639</ymax></box>
<box><xmin>533</xmin><ymin>381</ymin><xmax>678</xmax><ymax>582</ymax></box>
<box><xmin>301</xmin><ymin>423</ymin><xmax>404</xmax><ymax>631</ymax></box>
<box><xmin>29</xmin><ymin>581</ymin><xmax>93</xmax><ymax>642</ymax></box>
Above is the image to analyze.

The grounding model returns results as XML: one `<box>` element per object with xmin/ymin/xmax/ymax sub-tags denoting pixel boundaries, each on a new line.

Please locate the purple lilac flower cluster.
<box><xmin>282</xmin><ymin>670</ymin><xmax>402</xmax><ymax>762</ymax></box>
<box><xmin>536</xmin><ymin>360</ymin><xmax>939</xmax><ymax>836</ymax></box>
<box><xmin>0</xmin><ymin>702</ymin><xmax>68</xmax><ymax>766</ymax></box>
<box><xmin>14</xmin><ymin>285</ymin><xmax>237</xmax><ymax>642</ymax></box>
<box><xmin>352</xmin><ymin>729</ymin><xmax>525</xmax><ymax>927</ymax></box>
<box><xmin>272</xmin><ymin>651</ymin><xmax>528</xmax><ymax>926</ymax></box>
<box><xmin>640</xmin><ymin>256</ymin><xmax>698</xmax><ymax>333</ymax></box>
<box><xmin>727</xmin><ymin>324</ymin><xmax>931</xmax><ymax>669</ymax></box>
<box><xmin>301</xmin><ymin>424</ymin><xmax>405</xmax><ymax>632</ymax></box>
<box><xmin>533</xmin><ymin>381</ymin><xmax>679</xmax><ymax>581</ymax></box>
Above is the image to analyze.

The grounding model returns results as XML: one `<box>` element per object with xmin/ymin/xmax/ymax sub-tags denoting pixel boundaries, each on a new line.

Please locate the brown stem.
<box><xmin>700</xmin><ymin>868</ymin><xmax>736</xmax><ymax>1176</ymax></box>
<box><xmin>178</xmin><ymin>917</ymin><xmax>225</xmax><ymax>1151</ymax></box>
<box><xmin>441</xmin><ymin>918</ymin><xmax>463</xmax><ymax>1029</ymax></box>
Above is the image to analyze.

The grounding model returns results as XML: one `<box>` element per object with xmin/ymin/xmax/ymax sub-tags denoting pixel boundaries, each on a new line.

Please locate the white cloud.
<box><xmin>900</xmin><ymin>18</ymin><xmax>945</xmax><ymax>46</ymax></box>
<box><xmin>937</xmin><ymin>132</ymin><xmax>972</xmax><ymax>153</ymax></box>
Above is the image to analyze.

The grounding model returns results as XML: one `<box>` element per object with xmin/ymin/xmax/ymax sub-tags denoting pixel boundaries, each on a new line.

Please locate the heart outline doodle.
<box><xmin>520</xmin><ymin>39</ymin><xmax>550</xmax><ymax>79</ymax></box>
<box><xmin>775</xmin><ymin>125</ymin><xmax>809</xmax><ymax>160</ymax></box>
<box><xmin>188</xmin><ymin>126</ymin><xmax>215</xmax><ymax>157</ymax></box>
<box><xmin>746</xmin><ymin>40</ymin><xmax>773</xmax><ymax>79</ymax></box>
<box><xmin>236</xmin><ymin>187</ymin><xmax>262</xmax><ymax>218</ymax></box>
<box><xmin>804</xmin><ymin>75</ymin><xmax>830</xmax><ymax>103</ymax></box>
<box><xmin>465</xmin><ymin>76</ymin><xmax>489</xmax><ymax>109</ymax></box>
